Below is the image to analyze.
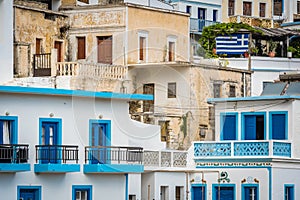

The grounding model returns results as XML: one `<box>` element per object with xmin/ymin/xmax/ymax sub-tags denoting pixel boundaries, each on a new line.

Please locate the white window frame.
<box><xmin>138</xmin><ymin>31</ymin><xmax>148</xmax><ymax>63</ymax></box>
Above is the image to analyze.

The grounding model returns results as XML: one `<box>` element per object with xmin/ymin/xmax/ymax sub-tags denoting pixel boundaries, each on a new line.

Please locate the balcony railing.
<box><xmin>144</xmin><ymin>150</ymin><xmax>187</xmax><ymax>168</ymax></box>
<box><xmin>85</xmin><ymin>146</ymin><xmax>143</xmax><ymax>164</ymax></box>
<box><xmin>33</xmin><ymin>53</ymin><xmax>51</xmax><ymax>77</ymax></box>
<box><xmin>56</xmin><ymin>62</ymin><xmax>128</xmax><ymax>80</ymax></box>
<box><xmin>228</xmin><ymin>15</ymin><xmax>273</xmax><ymax>28</ymax></box>
<box><xmin>190</xmin><ymin>18</ymin><xmax>219</xmax><ymax>32</ymax></box>
<box><xmin>56</xmin><ymin>62</ymin><xmax>78</xmax><ymax>76</ymax></box>
<box><xmin>0</xmin><ymin>144</ymin><xmax>29</xmax><ymax>163</ymax></box>
<box><xmin>35</xmin><ymin>145</ymin><xmax>79</xmax><ymax>164</ymax></box>
<box><xmin>194</xmin><ymin>140</ymin><xmax>291</xmax><ymax>158</ymax></box>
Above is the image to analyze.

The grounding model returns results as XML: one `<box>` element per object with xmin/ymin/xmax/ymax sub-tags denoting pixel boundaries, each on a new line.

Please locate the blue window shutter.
<box><xmin>216</xmin><ymin>187</ymin><xmax>234</xmax><ymax>200</ymax></box>
<box><xmin>244</xmin><ymin>187</ymin><xmax>257</xmax><ymax>200</ymax></box>
<box><xmin>244</xmin><ymin>115</ymin><xmax>256</xmax><ymax>140</ymax></box>
<box><xmin>192</xmin><ymin>186</ymin><xmax>205</xmax><ymax>200</ymax></box>
<box><xmin>272</xmin><ymin>114</ymin><xmax>286</xmax><ymax>139</ymax></box>
<box><xmin>222</xmin><ymin>115</ymin><xmax>236</xmax><ymax>140</ymax></box>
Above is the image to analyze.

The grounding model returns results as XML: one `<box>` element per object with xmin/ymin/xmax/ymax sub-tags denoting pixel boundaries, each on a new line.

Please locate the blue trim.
<box><xmin>281</xmin><ymin>21</ymin><xmax>300</xmax><ymax>27</ymax></box>
<box><xmin>83</xmin><ymin>164</ymin><xmax>144</xmax><ymax>173</ymax></box>
<box><xmin>251</xmin><ymin>68</ymin><xmax>295</xmax><ymax>72</ymax></box>
<box><xmin>72</xmin><ymin>185</ymin><xmax>92</xmax><ymax>200</ymax></box>
<box><xmin>284</xmin><ymin>184</ymin><xmax>295</xmax><ymax>200</ymax></box>
<box><xmin>0</xmin><ymin>163</ymin><xmax>30</xmax><ymax>172</ymax></box>
<box><xmin>241</xmin><ymin>184</ymin><xmax>259</xmax><ymax>200</ymax></box>
<box><xmin>208</xmin><ymin>95</ymin><xmax>300</xmax><ymax>103</ymax></box>
<box><xmin>34</xmin><ymin>164</ymin><xmax>80</xmax><ymax>173</ymax></box>
<box><xmin>196</xmin><ymin>165</ymin><xmax>271</xmax><ymax>169</ymax></box>
<box><xmin>195</xmin><ymin>157</ymin><xmax>273</xmax><ymax>163</ymax></box>
<box><xmin>269</xmin><ymin>111</ymin><xmax>288</xmax><ymax>140</ymax></box>
<box><xmin>268</xmin><ymin>168</ymin><xmax>272</xmax><ymax>200</ymax></box>
<box><xmin>241</xmin><ymin>112</ymin><xmax>266</xmax><ymax>140</ymax></box>
<box><xmin>220</xmin><ymin>112</ymin><xmax>238</xmax><ymax>140</ymax></box>
<box><xmin>125</xmin><ymin>174</ymin><xmax>129</xmax><ymax>200</ymax></box>
<box><xmin>17</xmin><ymin>185</ymin><xmax>42</xmax><ymax>200</ymax></box>
<box><xmin>212</xmin><ymin>184</ymin><xmax>236</xmax><ymax>200</ymax></box>
<box><xmin>191</xmin><ymin>184</ymin><xmax>207</xmax><ymax>200</ymax></box>
<box><xmin>171</xmin><ymin>0</ymin><xmax>221</xmax><ymax>8</ymax></box>
<box><xmin>0</xmin><ymin>116</ymin><xmax>18</xmax><ymax>144</ymax></box>
<box><xmin>0</xmin><ymin>85</ymin><xmax>153</xmax><ymax>100</ymax></box>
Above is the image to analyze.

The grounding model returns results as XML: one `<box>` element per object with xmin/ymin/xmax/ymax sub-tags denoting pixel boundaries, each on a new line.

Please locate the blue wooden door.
<box><xmin>215</xmin><ymin>186</ymin><xmax>234</xmax><ymax>200</ymax></box>
<box><xmin>244</xmin><ymin>115</ymin><xmax>256</xmax><ymax>140</ymax></box>
<box><xmin>192</xmin><ymin>186</ymin><xmax>205</xmax><ymax>200</ymax></box>
<box><xmin>91</xmin><ymin>123</ymin><xmax>107</xmax><ymax>164</ymax></box>
<box><xmin>20</xmin><ymin>189</ymin><xmax>36</xmax><ymax>200</ymax></box>
<box><xmin>244</xmin><ymin>187</ymin><xmax>257</xmax><ymax>200</ymax></box>
<box><xmin>41</xmin><ymin>122</ymin><xmax>58</xmax><ymax>163</ymax></box>
<box><xmin>222</xmin><ymin>115</ymin><xmax>236</xmax><ymax>140</ymax></box>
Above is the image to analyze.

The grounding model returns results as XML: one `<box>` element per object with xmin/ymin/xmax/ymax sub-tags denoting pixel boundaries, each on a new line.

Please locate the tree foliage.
<box><xmin>199</xmin><ymin>22</ymin><xmax>262</xmax><ymax>57</ymax></box>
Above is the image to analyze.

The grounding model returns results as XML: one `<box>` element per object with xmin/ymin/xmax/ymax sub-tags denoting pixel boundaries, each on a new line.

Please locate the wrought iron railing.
<box><xmin>33</xmin><ymin>53</ymin><xmax>51</xmax><ymax>76</ymax></box>
<box><xmin>35</xmin><ymin>145</ymin><xmax>79</xmax><ymax>164</ymax></box>
<box><xmin>143</xmin><ymin>150</ymin><xmax>187</xmax><ymax>168</ymax></box>
<box><xmin>85</xmin><ymin>146</ymin><xmax>143</xmax><ymax>164</ymax></box>
<box><xmin>0</xmin><ymin>144</ymin><xmax>29</xmax><ymax>163</ymax></box>
<box><xmin>194</xmin><ymin>140</ymin><xmax>291</xmax><ymax>158</ymax></box>
<box><xmin>190</xmin><ymin>18</ymin><xmax>219</xmax><ymax>32</ymax></box>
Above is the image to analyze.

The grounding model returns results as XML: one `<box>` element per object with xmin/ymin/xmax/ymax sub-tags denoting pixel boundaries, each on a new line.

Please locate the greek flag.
<box><xmin>216</xmin><ymin>33</ymin><xmax>249</xmax><ymax>54</ymax></box>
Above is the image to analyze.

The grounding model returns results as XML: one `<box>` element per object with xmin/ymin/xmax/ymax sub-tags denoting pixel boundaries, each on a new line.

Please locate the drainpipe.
<box><xmin>185</xmin><ymin>172</ymin><xmax>189</xmax><ymax>200</ymax></box>
<box><xmin>243</xmin><ymin>72</ymin><xmax>246</xmax><ymax>97</ymax></box>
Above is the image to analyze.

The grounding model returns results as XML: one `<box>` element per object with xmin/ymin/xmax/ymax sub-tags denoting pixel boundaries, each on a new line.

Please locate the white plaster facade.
<box><xmin>0</xmin><ymin>0</ymin><xmax>13</xmax><ymax>84</ymax></box>
<box><xmin>0</xmin><ymin>86</ymin><xmax>165</xmax><ymax>200</ymax></box>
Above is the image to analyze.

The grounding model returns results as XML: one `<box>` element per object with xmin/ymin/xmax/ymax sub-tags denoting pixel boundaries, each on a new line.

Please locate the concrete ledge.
<box><xmin>83</xmin><ymin>164</ymin><xmax>144</xmax><ymax>173</ymax></box>
<box><xmin>0</xmin><ymin>163</ymin><xmax>30</xmax><ymax>172</ymax></box>
<box><xmin>34</xmin><ymin>164</ymin><xmax>80</xmax><ymax>173</ymax></box>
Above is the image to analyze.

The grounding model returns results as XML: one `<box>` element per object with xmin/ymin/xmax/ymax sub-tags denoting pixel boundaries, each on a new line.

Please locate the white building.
<box><xmin>0</xmin><ymin>0</ymin><xmax>13</xmax><ymax>84</ymax></box>
<box><xmin>190</xmin><ymin>82</ymin><xmax>300</xmax><ymax>200</ymax></box>
<box><xmin>0</xmin><ymin>85</ymin><xmax>167</xmax><ymax>200</ymax></box>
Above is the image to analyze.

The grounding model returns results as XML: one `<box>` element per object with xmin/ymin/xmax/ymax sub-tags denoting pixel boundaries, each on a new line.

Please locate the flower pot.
<box><xmin>269</xmin><ymin>52</ymin><xmax>275</xmax><ymax>57</ymax></box>
<box><xmin>287</xmin><ymin>52</ymin><xmax>292</xmax><ymax>58</ymax></box>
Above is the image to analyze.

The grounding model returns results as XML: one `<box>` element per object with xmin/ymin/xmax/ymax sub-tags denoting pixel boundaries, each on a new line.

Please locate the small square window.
<box><xmin>168</xmin><ymin>82</ymin><xmax>176</xmax><ymax>98</ymax></box>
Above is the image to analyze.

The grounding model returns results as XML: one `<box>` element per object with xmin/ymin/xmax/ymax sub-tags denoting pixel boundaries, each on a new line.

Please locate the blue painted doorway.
<box><xmin>41</xmin><ymin>122</ymin><xmax>59</xmax><ymax>164</ymax></box>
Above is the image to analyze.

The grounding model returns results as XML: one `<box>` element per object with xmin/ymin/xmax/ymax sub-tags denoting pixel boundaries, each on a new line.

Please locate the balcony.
<box><xmin>0</xmin><ymin>144</ymin><xmax>30</xmax><ymax>172</ymax></box>
<box><xmin>194</xmin><ymin>140</ymin><xmax>291</xmax><ymax>160</ymax></box>
<box><xmin>190</xmin><ymin>18</ymin><xmax>219</xmax><ymax>33</ymax></box>
<box><xmin>34</xmin><ymin>145</ymin><xmax>80</xmax><ymax>173</ymax></box>
<box><xmin>143</xmin><ymin>150</ymin><xmax>187</xmax><ymax>171</ymax></box>
<box><xmin>84</xmin><ymin>146</ymin><xmax>143</xmax><ymax>173</ymax></box>
<box><xmin>228</xmin><ymin>15</ymin><xmax>273</xmax><ymax>28</ymax></box>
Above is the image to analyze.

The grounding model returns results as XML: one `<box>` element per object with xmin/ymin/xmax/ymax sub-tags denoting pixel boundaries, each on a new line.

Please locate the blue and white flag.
<box><xmin>216</xmin><ymin>33</ymin><xmax>249</xmax><ymax>55</ymax></box>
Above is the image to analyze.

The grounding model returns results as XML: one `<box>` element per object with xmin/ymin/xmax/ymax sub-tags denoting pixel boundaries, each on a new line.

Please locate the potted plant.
<box><xmin>287</xmin><ymin>46</ymin><xmax>296</xmax><ymax>58</ymax></box>
<box><xmin>250</xmin><ymin>46</ymin><xmax>259</xmax><ymax>56</ymax></box>
<box><xmin>269</xmin><ymin>40</ymin><xmax>277</xmax><ymax>57</ymax></box>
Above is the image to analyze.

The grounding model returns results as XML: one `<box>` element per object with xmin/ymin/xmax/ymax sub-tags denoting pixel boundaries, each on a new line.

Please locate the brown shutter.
<box><xmin>97</xmin><ymin>36</ymin><xmax>112</xmax><ymax>64</ymax></box>
<box><xmin>77</xmin><ymin>37</ymin><xmax>86</xmax><ymax>59</ymax></box>
<box><xmin>54</xmin><ymin>41</ymin><xmax>63</xmax><ymax>62</ymax></box>
<box><xmin>36</xmin><ymin>38</ymin><xmax>41</xmax><ymax>54</ymax></box>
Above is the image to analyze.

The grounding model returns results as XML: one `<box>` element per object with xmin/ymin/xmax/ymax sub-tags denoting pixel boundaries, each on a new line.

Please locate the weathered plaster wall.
<box><xmin>127</xmin><ymin>6</ymin><xmax>189</xmax><ymax>64</ymax></box>
<box><xmin>65</xmin><ymin>6</ymin><xmax>126</xmax><ymax>64</ymax></box>
<box><xmin>14</xmin><ymin>1</ymin><xmax>68</xmax><ymax>77</ymax></box>
<box><xmin>130</xmin><ymin>64</ymin><xmax>251</xmax><ymax>150</ymax></box>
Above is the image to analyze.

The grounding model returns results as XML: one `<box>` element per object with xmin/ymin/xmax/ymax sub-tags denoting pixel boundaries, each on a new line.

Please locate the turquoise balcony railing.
<box><xmin>190</xmin><ymin>18</ymin><xmax>219</xmax><ymax>33</ymax></box>
<box><xmin>194</xmin><ymin>140</ymin><xmax>291</xmax><ymax>158</ymax></box>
